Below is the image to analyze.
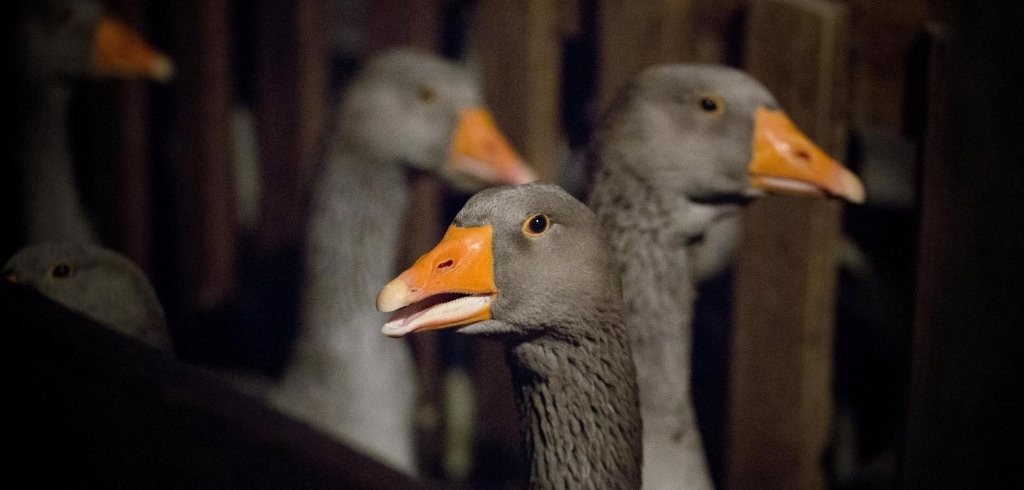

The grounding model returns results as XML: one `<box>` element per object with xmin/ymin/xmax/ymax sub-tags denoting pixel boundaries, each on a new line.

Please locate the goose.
<box><xmin>15</xmin><ymin>0</ymin><xmax>173</xmax><ymax>244</ymax></box>
<box><xmin>3</xmin><ymin>242</ymin><xmax>173</xmax><ymax>354</ymax></box>
<box><xmin>268</xmin><ymin>49</ymin><xmax>536</xmax><ymax>474</ymax></box>
<box><xmin>586</xmin><ymin>64</ymin><xmax>865</xmax><ymax>489</ymax></box>
<box><xmin>377</xmin><ymin>182</ymin><xmax>642</xmax><ymax>488</ymax></box>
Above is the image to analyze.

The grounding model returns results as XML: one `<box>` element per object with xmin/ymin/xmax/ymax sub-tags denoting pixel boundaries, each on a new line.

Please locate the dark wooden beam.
<box><xmin>594</xmin><ymin>0</ymin><xmax>694</xmax><ymax>115</ymax></box>
<box><xmin>475</xmin><ymin>0</ymin><xmax>565</xmax><ymax>182</ymax></box>
<box><xmin>162</xmin><ymin>0</ymin><xmax>237</xmax><ymax>362</ymax></box>
<box><xmin>365</xmin><ymin>1</ymin><xmax>447</xmax><ymax>477</ymax></box>
<box><xmin>726</xmin><ymin>1</ymin><xmax>850</xmax><ymax>489</ymax></box>
<box><xmin>253</xmin><ymin>0</ymin><xmax>329</xmax><ymax>255</ymax></box>
<box><xmin>904</xmin><ymin>1</ymin><xmax>1024</xmax><ymax>486</ymax></box>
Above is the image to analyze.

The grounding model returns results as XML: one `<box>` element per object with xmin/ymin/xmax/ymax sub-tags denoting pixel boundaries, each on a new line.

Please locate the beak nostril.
<box><xmin>796</xmin><ymin>149</ymin><xmax>811</xmax><ymax>161</ymax></box>
<box><xmin>437</xmin><ymin>259</ymin><xmax>454</xmax><ymax>269</ymax></box>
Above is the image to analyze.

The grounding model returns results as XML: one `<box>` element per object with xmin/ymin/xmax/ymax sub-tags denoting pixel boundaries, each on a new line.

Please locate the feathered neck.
<box><xmin>587</xmin><ymin>154</ymin><xmax>726</xmax><ymax>489</ymax></box>
<box><xmin>294</xmin><ymin>145</ymin><xmax>409</xmax><ymax>354</ymax></box>
<box><xmin>504</xmin><ymin>310</ymin><xmax>642</xmax><ymax>489</ymax></box>
<box><xmin>21</xmin><ymin>83</ymin><xmax>98</xmax><ymax>243</ymax></box>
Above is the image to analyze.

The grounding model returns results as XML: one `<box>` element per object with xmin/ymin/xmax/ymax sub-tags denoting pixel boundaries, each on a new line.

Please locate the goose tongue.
<box><xmin>748</xmin><ymin>107</ymin><xmax>864</xmax><ymax>203</ymax></box>
<box><xmin>377</xmin><ymin>225</ymin><xmax>497</xmax><ymax>337</ymax></box>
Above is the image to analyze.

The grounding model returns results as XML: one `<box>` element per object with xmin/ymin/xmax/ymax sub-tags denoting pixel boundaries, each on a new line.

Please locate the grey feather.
<box><xmin>587</xmin><ymin>65</ymin><xmax>784</xmax><ymax>490</ymax></box>
<box><xmin>448</xmin><ymin>183</ymin><xmax>642</xmax><ymax>488</ymax></box>
<box><xmin>16</xmin><ymin>0</ymin><xmax>106</xmax><ymax>244</ymax></box>
<box><xmin>270</xmin><ymin>49</ymin><xmax>501</xmax><ymax>474</ymax></box>
<box><xmin>4</xmin><ymin>242</ymin><xmax>173</xmax><ymax>355</ymax></box>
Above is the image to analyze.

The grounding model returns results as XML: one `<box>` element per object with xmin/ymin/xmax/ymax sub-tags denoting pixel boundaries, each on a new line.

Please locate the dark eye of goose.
<box><xmin>50</xmin><ymin>262</ymin><xmax>75</xmax><ymax>279</ymax></box>
<box><xmin>699</xmin><ymin>95</ymin><xmax>724</xmax><ymax>114</ymax></box>
<box><xmin>417</xmin><ymin>86</ymin><xmax>437</xmax><ymax>104</ymax></box>
<box><xmin>522</xmin><ymin>214</ymin><xmax>551</xmax><ymax>236</ymax></box>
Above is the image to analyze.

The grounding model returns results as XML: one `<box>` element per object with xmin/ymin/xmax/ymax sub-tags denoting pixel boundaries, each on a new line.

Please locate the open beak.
<box><xmin>377</xmin><ymin>225</ymin><xmax>497</xmax><ymax>337</ymax></box>
<box><xmin>748</xmin><ymin>107</ymin><xmax>864</xmax><ymax>203</ymax></box>
<box><xmin>93</xmin><ymin>16</ymin><xmax>174</xmax><ymax>82</ymax></box>
<box><xmin>448</xmin><ymin>109</ymin><xmax>538</xmax><ymax>186</ymax></box>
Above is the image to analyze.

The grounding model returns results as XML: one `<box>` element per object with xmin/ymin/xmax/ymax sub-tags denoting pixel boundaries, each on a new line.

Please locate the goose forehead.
<box><xmin>361</xmin><ymin>53</ymin><xmax>479</xmax><ymax>101</ymax></box>
<box><xmin>637</xmin><ymin>64</ymin><xmax>777</xmax><ymax>106</ymax></box>
<box><xmin>456</xmin><ymin>183</ymin><xmax>590</xmax><ymax>226</ymax></box>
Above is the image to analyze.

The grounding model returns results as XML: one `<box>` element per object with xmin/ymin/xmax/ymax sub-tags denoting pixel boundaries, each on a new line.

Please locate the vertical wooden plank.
<box><xmin>365</xmin><ymin>0</ymin><xmax>446</xmax><ymax>478</ymax></box>
<box><xmin>595</xmin><ymin>0</ymin><xmax>695</xmax><ymax>116</ymax></box>
<box><xmin>254</xmin><ymin>0</ymin><xmax>329</xmax><ymax>255</ymax></box>
<box><xmin>73</xmin><ymin>1</ymin><xmax>157</xmax><ymax>272</ymax></box>
<box><xmin>475</xmin><ymin>0</ymin><xmax>563</xmax><ymax>182</ymax></box>
<box><xmin>903</xmin><ymin>23</ymin><xmax>949</xmax><ymax>489</ymax></box>
<box><xmin>109</xmin><ymin>0</ymin><xmax>154</xmax><ymax>272</ymax></box>
<box><xmin>467</xmin><ymin>1</ymin><xmax>565</xmax><ymax>484</ymax></box>
<box><xmin>113</xmin><ymin>83</ymin><xmax>154</xmax><ymax>271</ymax></box>
<box><xmin>367</xmin><ymin>0</ymin><xmax>442</xmax><ymax>52</ymax></box>
<box><xmin>726</xmin><ymin>1</ymin><xmax>850</xmax><ymax>489</ymax></box>
<box><xmin>79</xmin><ymin>81</ymin><xmax>153</xmax><ymax>269</ymax></box>
<box><xmin>166</xmin><ymin>0</ymin><xmax>236</xmax><ymax>359</ymax></box>
<box><xmin>904</xmin><ymin>1</ymin><xmax>1024</xmax><ymax>485</ymax></box>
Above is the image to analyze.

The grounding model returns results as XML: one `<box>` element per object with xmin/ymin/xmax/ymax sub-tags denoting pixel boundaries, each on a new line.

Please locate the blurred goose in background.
<box><xmin>586</xmin><ymin>64</ymin><xmax>864</xmax><ymax>489</ymax></box>
<box><xmin>268</xmin><ymin>49</ymin><xmax>536</xmax><ymax>474</ymax></box>
<box><xmin>4</xmin><ymin>242</ymin><xmax>173</xmax><ymax>354</ymax></box>
<box><xmin>15</xmin><ymin>0</ymin><xmax>173</xmax><ymax>245</ymax></box>
<box><xmin>377</xmin><ymin>182</ymin><xmax>642</xmax><ymax>488</ymax></box>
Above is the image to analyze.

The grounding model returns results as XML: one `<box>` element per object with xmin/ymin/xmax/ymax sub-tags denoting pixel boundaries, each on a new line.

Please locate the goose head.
<box><xmin>593</xmin><ymin>64</ymin><xmax>863</xmax><ymax>204</ymax></box>
<box><xmin>336</xmin><ymin>49</ymin><xmax>537</xmax><ymax>191</ymax></box>
<box><xmin>376</xmin><ymin>183</ymin><xmax>640</xmax><ymax>486</ymax></box>
<box><xmin>376</xmin><ymin>182</ymin><xmax>621</xmax><ymax>340</ymax></box>
<box><xmin>17</xmin><ymin>0</ymin><xmax>173</xmax><ymax>84</ymax></box>
<box><xmin>4</xmin><ymin>242</ymin><xmax>172</xmax><ymax>353</ymax></box>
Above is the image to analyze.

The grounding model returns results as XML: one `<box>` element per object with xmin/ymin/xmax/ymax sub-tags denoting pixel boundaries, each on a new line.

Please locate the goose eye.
<box><xmin>50</xmin><ymin>262</ymin><xmax>75</xmax><ymax>279</ymax></box>
<box><xmin>417</xmin><ymin>86</ymin><xmax>437</xmax><ymax>104</ymax></box>
<box><xmin>699</xmin><ymin>95</ymin><xmax>724</xmax><ymax>114</ymax></box>
<box><xmin>522</xmin><ymin>214</ymin><xmax>551</xmax><ymax>236</ymax></box>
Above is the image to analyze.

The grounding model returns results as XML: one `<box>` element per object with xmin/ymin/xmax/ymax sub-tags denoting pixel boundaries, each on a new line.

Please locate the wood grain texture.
<box><xmin>595</xmin><ymin>0</ymin><xmax>694</xmax><ymax>114</ymax></box>
<box><xmin>366</xmin><ymin>1</ymin><xmax>447</xmax><ymax>477</ymax></box>
<box><xmin>165</xmin><ymin>0</ymin><xmax>237</xmax><ymax>336</ymax></box>
<box><xmin>254</xmin><ymin>0</ymin><xmax>329</xmax><ymax>254</ymax></box>
<box><xmin>467</xmin><ymin>2</ymin><xmax>566</xmax><ymax>483</ymax></box>
<box><xmin>474</xmin><ymin>0</ymin><xmax>564</xmax><ymax>182</ymax></box>
<box><xmin>904</xmin><ymin>2</ymin><xmax>1024</xmax><ymax>485</ymax></box>
<box><xmin>727</xmin><ymin>1</ymin><xmax>850</xmax><ymax>489</ymax></box>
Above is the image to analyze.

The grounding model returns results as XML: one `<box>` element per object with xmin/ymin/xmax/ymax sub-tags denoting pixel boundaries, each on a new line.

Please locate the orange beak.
<box><xmin>448</xmin><ymin>109</ymin><xmax>537</xmax><ymax>186</ymax></box>
<box><xmin>749</xmin><ymin>108</ymin><xmax>864</xmax><ymax>203</ymax></box>
<box><xmin>377</xmin><ymin>225</ymin><xmax>496</xmax><ymax>337</ymax></box>
<box><xmin>93</xmin><ymin>16</ymin><xmax>174</xmax><ymax>82</ymax></box>
<box><xmin>4</xmin><ymin>272</ymin><xmax>17</xmax><ymax>284</ymax></box>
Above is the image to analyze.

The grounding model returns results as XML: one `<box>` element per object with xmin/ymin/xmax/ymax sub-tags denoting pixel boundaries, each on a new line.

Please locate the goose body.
<box><xmin>4</xmin><ymin>242</ymin><xmax>173</xmax><ymax>354</ymax></box>
<box><xmin>587</xmin><ymin>65</ymin><xmax>864</xmax><ymax>489</ymax></box>
<box><xmin>378</xmin><ymin>182</ymin><xmax>642</xmax><ymax>488</ymax></box>
<box><xmin>16</xmin><ymin>0</ymin><xmax>172</xmax><ymax>244</ymax></box>
<box><xmin>269</xmin><ymin>50</ymin><xmax>534</xmax><ymax>473</ymax></box>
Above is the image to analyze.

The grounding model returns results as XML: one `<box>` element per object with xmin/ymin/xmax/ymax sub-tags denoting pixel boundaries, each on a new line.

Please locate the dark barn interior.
<box><xmin>3</xmin><ymin>0</ymin><xmax>1021</xmax><ymax>488</ymax></box>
